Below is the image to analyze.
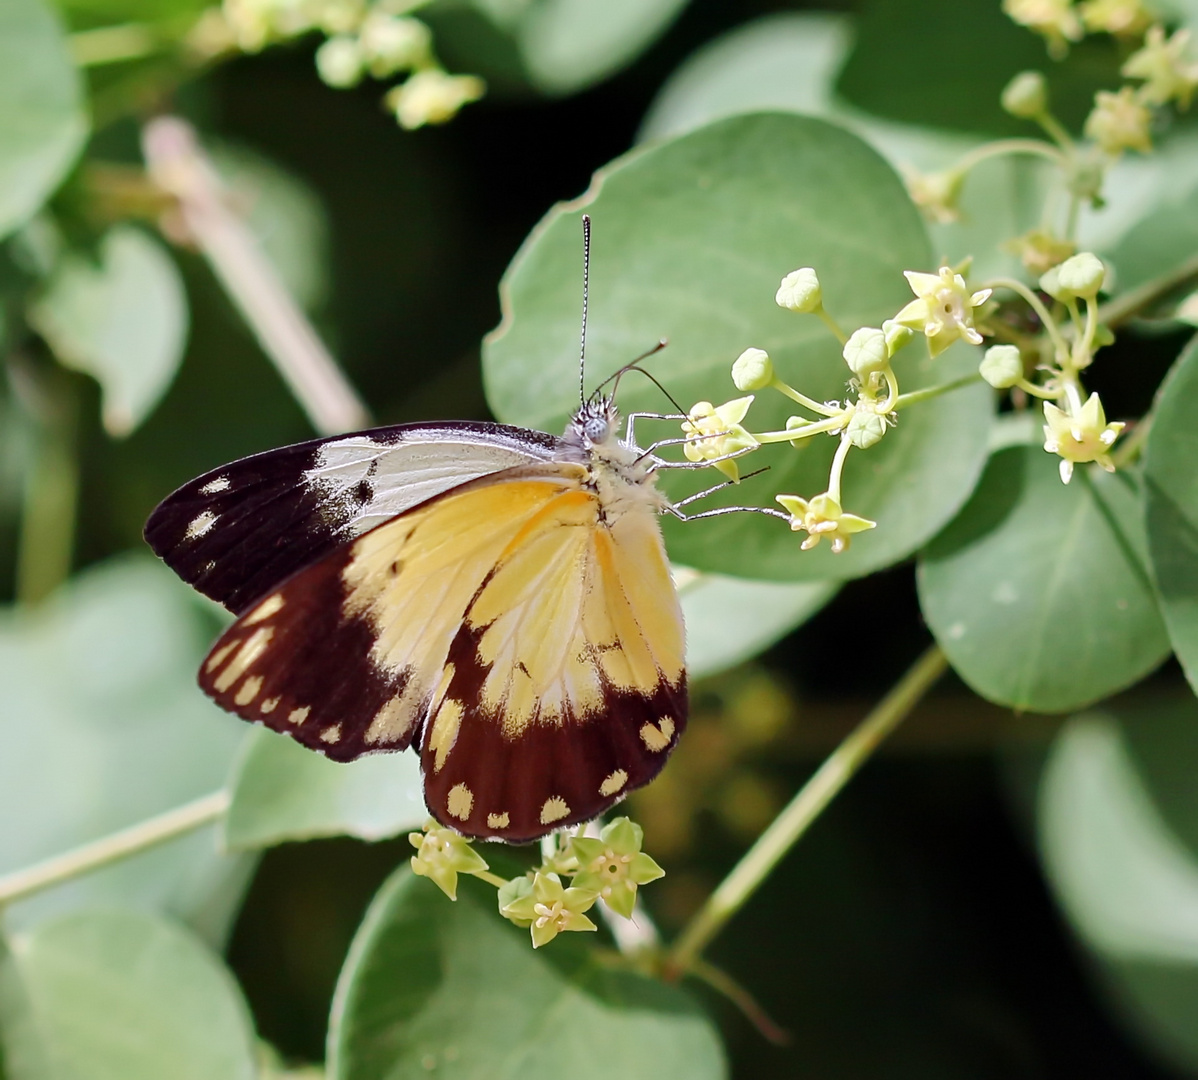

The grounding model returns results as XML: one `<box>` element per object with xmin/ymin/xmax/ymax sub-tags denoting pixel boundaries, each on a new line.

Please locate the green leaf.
<box><xmin>1036</xmin><ymin>695</ymin><xmax>1198</xmax><ymax>1073</ymax></box>
<box><xmin>677</xmin><ymin>568</ymin><xmax>837</xmax><ymax>680</ymax></box>
<box><xmin>0</xmin><ymin>910</ymin><xmax>256</xmax><ymax>1080</ymax></box>
<box><xmin>328</xmin><ymin>868</ymin><xmax>725</xmax><ymax>1080</ymax></box>
<box><xmin>224</xmin><ymin>728</ymin><xmax>426</xmax><ymax>851</ymax></box>
<box><xmin>918</xmin><ymin>445</ymin><xmax>1170</xmax><ymax>712</ymax></box>
<box><xmin>837</xmin><ymin>0</ymin><xmax>1122</xmax><ymax>138</ymax></box>
<box><xmin>484</xmin><ymin>112</ymin><xmax>992</xmax><ymax>582</ymax></box>
<box><xmin>0</xmin><ymin>556</ymin><xmax>249</xmax><ymax>944</ymax></box>
<box><xmin>638</xmin><ymin>11</ymin><xmax>1052</xmax><ymax>282</ymax></box>
<box><xmin>1146</xmin><ymin>335</ymin><xmax>1198</xmax><ymax>695</ymax></box>
<box><xmin>440</xmin><ymin>0</ymin><xmax>688</xmax><ymax>95</ymax></box>
<box><xmin>28</xmin><ymin>226</ymin><xmax>188</xmax><ymax>437</ymax></box>
<box><xmin>0</xmin><ymin>0</ymin><xmax>88</xmax><ymax>242</ymax></box>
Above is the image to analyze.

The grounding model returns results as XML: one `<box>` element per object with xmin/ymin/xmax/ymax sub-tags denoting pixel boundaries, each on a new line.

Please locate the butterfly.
<box><xmin>142</xmin><ymin>218</ymin><xmax>759</xmax><ymax>843</ymax></box>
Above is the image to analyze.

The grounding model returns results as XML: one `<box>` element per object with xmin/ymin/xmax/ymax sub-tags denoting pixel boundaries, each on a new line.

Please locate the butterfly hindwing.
<box><xmin>420</xmin><ymin>488</ymin><xmax>687</xmax><ymax>842</ymax></box>
<box><xmin>198</xmin><ymin>466</ymin><xmax>597</xmax><ymax>760</ymax></box>
<box><xmin>145</xmin><ymin>422</ymin><xmax>559</xmax><ymax>614</ymax></box>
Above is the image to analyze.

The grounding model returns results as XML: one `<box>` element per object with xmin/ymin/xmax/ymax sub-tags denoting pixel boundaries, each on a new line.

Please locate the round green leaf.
<box><xmin>1145</xmin><ymin>336</ymin><xmax>1198</xmax><ymax>695</ymax></box>
<box><xmin>29</xmin><ymin>226</ymin><xmax>189</xmax><ymax>437</ymax></box>
<box><xmin>918</xmin><ymin>445</ymin><xmax>1171</xmax><ymax>712</ymax></box>
<box><xmin>0</xmin><ymin>910</ymin><xmax>256</xmax><ymax>1080</ymax></box>
<box><xmin>638</xmin><ymin>11</ymin><xmax>1052</xmax><ymax>282</ymax></box>
<box><xmin>0</xmin><ymin>0</ymin><xmax>87</xmax><ymax>241</ymax></box>
<box><xmin>0</xmin><ymin>556</ymin><xmax>248</xmax><ymax>942</ymax></box>
<box><xmin>224</xmin><ymin>728</ymin><xmax>427</xmax><ymax>851</ymax></box>
<box><xmin>1036</xmin><ymin>696</ymin><xmax>1198</xmax><ymax>1072</ymax></box>
<box><xmin>677</xmin><ymin>568</ymin><xmax>837</xmax><ymax>680</ymax></box>
<box><xmin>484</xmin><ymin>112</ymin><xmax>992</xmax><ymax>582</ymax></box>
<box><xmin>328</xmin><ymin>869</ymin><xmax>725</xmax><ymax>1080</ymax></box>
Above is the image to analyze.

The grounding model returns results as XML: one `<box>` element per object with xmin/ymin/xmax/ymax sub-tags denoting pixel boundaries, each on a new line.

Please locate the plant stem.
<box><xmin>954</xmin><ymin>138</ymin><xmax>1066</xmax><ymax>173</ymax></box>
<box><xmin>71</xmin><ymin>23</ymin><xmax>161</xmax><ymax>66</ymax></box>
<box><xmin>769</xmin><ymin>378</ymin><xmax>841</xmax><ymax>418</ymax></box>
<box><xmin>141</xmin><ymin>117</ymin><xmax>371</xmax><ymax>437</ymax></box>
<box><xmin>665</xmin><ymin>644</ymin><xmax>948</xmax><ymax>976</ymax></box>
<box><xmin>1097</xmin><ymin>250</ymin><xmax>1198</xmax><ymax>328</ymax></box>
<box><xmin>817</xmin><ymin>308</ymin><xmax>848</xmax><ymax>345</ymax></box>
<box><xmin>0</xmin><ymin>791</ymin><xmax>230</xmax><ymax>907</ymax></box>
<box><xmin>983</xmin><ymin>277</ymin><xmax>1070</xmax><ymax>360</ymax></box>
<box><xmin>892</xmin><ymin>372</ymin><xmax>982</xmax><ymax>411</ymax></box>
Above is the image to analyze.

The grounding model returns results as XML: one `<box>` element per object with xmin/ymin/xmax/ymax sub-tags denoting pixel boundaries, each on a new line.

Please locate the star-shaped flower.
<box><xmin>1003</xmin><ymin>0</ymin><xmax>1084</xmax><ymax>57</ymax></box>
<box><xmin>499</xmin><ymin>871</ymin><xmax>598</xmax><ymax>948</ymax></box>
<box><xmin>893</xmin><ymin>267</ymin><xmax>991</xmax><ymax>358</ymax></box>
<box><xmin>1042</xmin><ymin>392</ymin><xmax>1125</xmax><ymax>482</ymax></box>
<box><xmin>681</xmin><ymin>397</ymin><xmax>759</xmax><ymax>481</ymax></box>
<box><xmin>409</xmin><ymin>819</ymin><xmax>489</xmax><ymax>901</ymax></box>
<box><xmin>569</xmin><ymin>818</ymin><xmax>665</xmax><ymax>920</ymax></box>
<box><xmin>1122</xmin><ymin>25</ymin><xmax>1198</xmax><ymax>109</ymax></box>
<box><xmin>1084</xmin><ymin>87</ymin><xmax>1153</xmax><ymax>155</ymax></box>
<box><xmin>776</xmin><ymin>492</ymin><xmax>876</xmax><ymax>554</ymax></box>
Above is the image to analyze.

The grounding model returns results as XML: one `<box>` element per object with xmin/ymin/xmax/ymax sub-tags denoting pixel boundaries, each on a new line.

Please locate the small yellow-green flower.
<box><xmin>894</xmin><ymin>267</ymin><xmax>991</xmax><ymax>358</ymax></box>
<box><xmin>409</xmin><ymin>819</ymin><xmax>488</xmax><ymax>901</ymax></box>
<box><xmin>499</xmin><ymin>871</ymin><xmax>597</xmax><ymax>948</ymax></box>
<box><xmin>1003</xmin><ymin>0</ymin><xmax>1084</xmax><ymax>57</ymax></box>
<box><xmin>1002</xmin><ymin>227</ymin><xmax>1076</xmax><ymax>275</ymax></box>
<box><xmin>1041</xmin><ymin>251</ymin><xmax>1106</xmax><ymax>301</ymax></box>
<box><xmin>315</xmin><ymin>36</ymin><xmax>364</xmax><ymax>88</ymax></box>
<box><xmin>358</xmin><ymin>13</ymin><xmax>431</xmax><ymax>77</ymax></box>
<box><xmin>1042</xmin><ymin>392</ymin><xmax>1126</xmax><ymax>482</ymax></box>
<box><xmin>1084</xmin><ymin>86</ymin><xmax>1153</xmax><ymax>155</ymax></box>
<box><xmin>903</xmin><ymin>168</ymin><xmax>965</xmax><ymax>224</ymax></box>
<box><xmin>1080</xmin><ymin>0</ymin><xmax>1153</xmax><ymax>36</ymax></box>
<box><xmin>682</xmin><ymin>397</ymin><xmax>759</xmax><ymax>481</ymax></box>
<box><xmin>1122</xmin><ymin>25</ymin><xmax>1198</xmax><ymax>109</ymax></box>
<box><xmin>569</xmin><ymin>818</ymin><xmax>665</xmax><ymax>920</ymax></box>
<box><xmin>776</xmin><ymin>492</ymin><xmax>876</xmax><ymax>554</ymax></box>
<box><xmin>385</xmin><ymin>69</ymin><xmax>485</xmax><ymax>129</ymax></box>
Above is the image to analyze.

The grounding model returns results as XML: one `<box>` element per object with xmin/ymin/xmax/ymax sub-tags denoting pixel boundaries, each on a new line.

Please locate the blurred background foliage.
<box><xmin>4</xmin><ymin>0</ymin><xmax>1198</xmax><ymax>1076</ymax></box>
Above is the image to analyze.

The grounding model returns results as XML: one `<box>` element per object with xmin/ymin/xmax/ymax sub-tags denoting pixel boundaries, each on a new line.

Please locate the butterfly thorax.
<box><xmin>561</xmin><ymin>398</ymin><xmax>668</xmax><ymax>519</ymax></box>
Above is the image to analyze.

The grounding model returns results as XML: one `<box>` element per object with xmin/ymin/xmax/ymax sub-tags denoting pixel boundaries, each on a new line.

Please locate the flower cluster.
<box><xmin>408</xmin><ymin>817</ymin><xmax>664</xmax><ymax>949</ymax></box>
<box><xmin>191</xmin><ymin>0</ymin><xmax>483</xmax><ymax>130</ymax></box>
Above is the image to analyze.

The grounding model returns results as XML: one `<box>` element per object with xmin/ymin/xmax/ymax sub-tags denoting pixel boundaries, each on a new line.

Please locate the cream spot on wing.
<box><xmin>600</xmin><ymin>769</ymin><xmax>628</xmax><ymax>797</ymax></box>
<box><xmin>199</xmin><ymin>476</ymin><xmax>231</xmax><ymax>494</ymax></box>
<box><xmin>320</xmin><ymin>724</ymin><xmax>342</xmax><ymax>744</ymax></box>
<box><xmin>244</xmin><ymin>593</ymin><xmax>284</xmax><ymax>625</ymax></box>
<box><xmin>365</xmin><ymin>693</ymin><xmax>415</xmax><ymax>745</ymax></box>
<box><xmin>213</xmin><ymin>627</ymin><xmax>274</xmax><ymax>692</ymax></box>
<box><xmin>234</xmin><ymin>675</ymin><xmax>263</xmax><ymax>706</ymax></box>
<box><xmin>288</xmin><ymin>706</ymin><xmax>310</xmax><ymax>725</ymax></box>
<box><xmin>539</xmin><ymin>796</ymin><xmax>569</xmax><ymax>825</ymax></box>
<box><xmin>261</xmin><ymin>697</ymin><xmax>279</xmax><ymax>714</ymax></box>
<box><xmin>487</xmin><ymin>812</ymin><xmax>509</xmax><ymax>829</ymax></box>
<box><xmin>640</xmin><ymin>721</ymin><xmax>670</xmax><ymax>753</ymax></box>
<box><xmin>185</xmin><ymin>510</ymin><xmax>218</xmax><ymax>540</ymax></box>
<box><xmin>447</xmin><ymin>783</ymin><xmax>473</xmax><ymax>820</ymax></box>
<box><xmin>204</xmin><ymin>640</ymin><xmax>237</xmax><ymax>674</ymax></box>
<box><xmin>202</xmin><ymin>560</ymin><xmax>217</xmax><ymax>574</ymax></box>
<box><xmin>658</xmin><ymin>716</ymin><xmax>675</xmax><ymax>741</ymax></box>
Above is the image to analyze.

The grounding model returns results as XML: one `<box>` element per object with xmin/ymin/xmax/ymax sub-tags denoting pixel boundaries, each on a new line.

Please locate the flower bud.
<box><xmin>980</xmin><ymin>345</ymin><xmax>1024</xmax><ymax>389</ymax></box>
<box><xmin>731</xmin><ymin>348</ymin><xmax>774</xmax><ymax>391</ymax></box>
<box><xmin>1054</xmin><ymin>252</ymin><xmax>1106</xmax><ymax>299</ymax></box>
<box><xmin>1002</xmin><ymin>71</ymin><xmax>1049</xmax><ymax>118</ymax></box>
<box><xmin>846</xmin><ymin>409</ymin><xmax>887</xmax><ymax>449</ymax></box>
<box><xmin>359</xmin><ymin>13</ymin><xmax>431</xmax><ymax>76</ymax></box>
<box><xmin>842</xmin><ymin>327</ymin><xmax>890</xmax><ymax>377</ymax></box>
<box><xmin>315</xmin><ymin>35</ymin><xmax>364</xmax><ymax>88</ymax></box>
<box><xmin>775</xmin><ymin>268</ymin><xmax>822</xmax><ymax>312</ymax></box>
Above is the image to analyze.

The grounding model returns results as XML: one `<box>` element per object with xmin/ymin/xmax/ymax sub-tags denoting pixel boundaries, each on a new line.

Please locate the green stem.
<box><xmin>666</xmin><ymin>644</ymin><xmax>947</xmax><ymax>976</ymax></box>
<box><xmin>0</xmin><ymin>791</ymin><xmax>229</xmax><ymax>907</ymax></box>
<box><xmin>954</xmin><ymin>138</ymin><xmax>1066</xmax><ymax>173</ymax></box>
<box><xmin>15</xmin><ymin>381</ymin><xmax>78</xmax><ymax>606</ymax></box>
<box><xmin>686</xmin><ymin>957</ymin><xmax>790</xmax><ymax>1045</ymax></box>
<box><xmin>769</xmin><ymin>377</ymin><xmax>841</xmax><ymax>418</ymax></box>
<box><xmin>816</xmin><ymin>307</ymin><xmax>849</xmax><ymax>346</ymax></box>
<box><xmin>892</xmin><ymin>372</ymin><xmax>983</xmax><ymax>411</ymax></box>
<box><xmin>983</xmin><ymin>277</ymin><xmax>1070</xmax><ymax>360</ymax></box>
<box><xmin>1015</xmin><ymin>376</ymin><xmax>1057</xmax><ymax>400</ymax></box>
<box><xmin>755</xmin><ymin>413</ymin><xmax>847</xmax><ymax>443</ymax></box>
<box><xmin>1035</xmin><ymin>111</ymin><xmax>1075</xmax><ymax>152</ymax></box>
<box><xmin>473</xmin><ymin>870</ymin><xmax>510</xmax><ymax>889</ymax></box>
<box><xmin>71</xmin><ymin>23</ymin><xmax>161</xmax><ymax>66</ymax></box>
<box><xmin>826</xmin><ymin>432</ymin><xmax>852</xmax><ymax>502</ymax></box>
<box><xmin>1097</xmin><ymin>250</ymin><xmax>1198</xmax><ymax>328</ymax></box>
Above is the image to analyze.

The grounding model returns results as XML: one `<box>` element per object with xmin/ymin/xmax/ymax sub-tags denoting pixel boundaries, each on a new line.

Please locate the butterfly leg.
<box><xmin>625</xmin><ymin>411</ymin><xmax>686</xmax><ymax>452</ymax></box>
<box><xmin>669</xmin><ymin>504</ymin><xmax>792</xmax><ymax>522</ymax></box>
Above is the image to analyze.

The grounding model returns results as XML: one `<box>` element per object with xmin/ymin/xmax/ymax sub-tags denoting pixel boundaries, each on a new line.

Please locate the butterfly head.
<box><xmin>567</xmin><ymin>397</ymin><xmax>621</xmax><ymax>450</ymax></box>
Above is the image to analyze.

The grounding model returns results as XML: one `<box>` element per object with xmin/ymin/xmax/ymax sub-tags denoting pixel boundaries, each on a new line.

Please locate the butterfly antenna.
<box><xmin>578</xmin><ymin>214</ymin><xmax>591</xmax><ymax>407</ymax></box>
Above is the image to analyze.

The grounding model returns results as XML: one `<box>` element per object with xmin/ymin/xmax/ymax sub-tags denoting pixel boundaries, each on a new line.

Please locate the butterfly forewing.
<box><xmin>145</xmin><ymin>422</ymin><xmax>559</xmax><ymax>614</ymax></box>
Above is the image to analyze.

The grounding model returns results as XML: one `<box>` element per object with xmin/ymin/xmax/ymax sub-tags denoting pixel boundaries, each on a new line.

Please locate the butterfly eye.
<box><xmin>584</xmin><ymin>416</ymin><xmax>609</xmax><ymax>443</ymax></box>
